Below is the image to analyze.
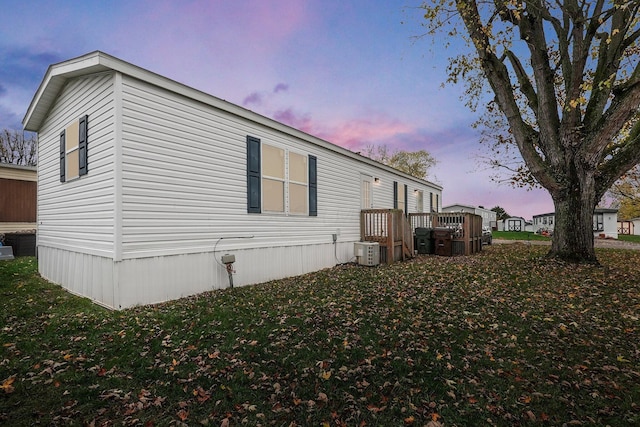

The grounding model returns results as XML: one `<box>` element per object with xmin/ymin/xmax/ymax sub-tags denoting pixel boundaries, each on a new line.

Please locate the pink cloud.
<box><xmin>268</xmin><ymin>106</ymin><xmax>418</xmax><ymax>152</ymax></box>
<box><xmin>274</xmin><ymin>83</ymin><xmax>289</xmax><ymax>93</ymax></box>
<box><xmin>243</xmin><ymin>92</ymin><xmax>263</xmax><ymax>107</ymax></box>
<box><xmin>273</xmin><ymin>108</ymin><xmax>314</xmax><ymax>133</ymax></box>
<box><xmin>316</xmin><ymin>114</ymin><xmax>413</xmax><ymax>150</ymax></box>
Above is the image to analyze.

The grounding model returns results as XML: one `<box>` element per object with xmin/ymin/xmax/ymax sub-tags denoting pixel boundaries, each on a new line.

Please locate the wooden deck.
<box><xmin>360</xmin><ymin>209</ymin><xmax>413</xmax><ymax>264</ymax></box>
<box><xmin>409</xmin><ymin>212</ymin><xmax>483</xmax><ymax>256</ymax></box>
<box><xmin>360</xmin><ymin>210</ymin><xmax>483</xmax><ymax>263</ymax></box>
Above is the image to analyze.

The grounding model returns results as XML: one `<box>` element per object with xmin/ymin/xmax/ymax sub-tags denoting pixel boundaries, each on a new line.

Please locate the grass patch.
<box><xmin>1</xmin><ymin>247</ymin><xmax>639</xmax><ymax>426</ymax></box>
<box><xmin>619</xmin><ymin>234</ymin><xmax>640</xmax><ymax>243</ymax></box>
<box><xmin>492</xmin><ymin>231</ymin><xmax>551</xmax><ymax>241</ymax></box>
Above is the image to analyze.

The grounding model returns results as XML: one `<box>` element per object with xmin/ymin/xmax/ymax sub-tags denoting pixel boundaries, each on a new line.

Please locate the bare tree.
<box><xmin>420</xmin><ymin>1</ymin><xmax>640</xmax><ymax>263</ymax></box>
<box><xmin>0</xmin><ymin>129</ymin><xmax>37</xmax><ymax>166</ymax></box>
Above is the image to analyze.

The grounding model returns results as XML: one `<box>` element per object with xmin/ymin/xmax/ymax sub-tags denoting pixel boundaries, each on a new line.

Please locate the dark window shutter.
<box><xmin>246</xmin><ymin>136</ymin><xmax>261</xmax><ymax>213</ymax></box>
<box><xmin>404</xmin><ymin>184</ymin><xmax>408</xmax><ymax>215</ymax></box>
<box><xmin>79</xmin><ymin>115</ymin><xmax>88</xmax><ymax>176</ymax></box>
<box><xmin>393</xmin><ymin>181</ymin><xmax>398</xmax><ymax>209</ymax></box>
<box><xmin>308</xmin><ymin>155</ymin><xmax>317</xmax><ymax>216</ymax></box>
<box><xmin>60</xmin><ymin>131</ymin><xmax>66</xmax><ymax>182</ymax></box>
<box><xmin>435</xmin><ymin>194</ymin><xmax>439</xmax><ymax>212</ymax></box>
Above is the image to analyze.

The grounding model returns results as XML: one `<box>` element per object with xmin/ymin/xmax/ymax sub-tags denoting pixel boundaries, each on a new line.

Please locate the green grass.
<box><xmin>492</xmin><ymin>230</ymin><xmax>551</xmax><ymax>241</ymax></box>
<box><xmin>1</xmin><ymin>248</ymin><xmax>639</xmax><ymax>426</ymax></box>
<box><xmin>619</xmin><ymin>234</ymin><xmax>640</xmax><ymax>243</ymax></box>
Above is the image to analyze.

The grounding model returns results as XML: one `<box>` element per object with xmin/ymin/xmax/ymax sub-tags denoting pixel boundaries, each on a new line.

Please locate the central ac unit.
<box><xmin>354</xmin><ymin>242</ymin><xmax>380</xmax><ymax>266</ymax></box>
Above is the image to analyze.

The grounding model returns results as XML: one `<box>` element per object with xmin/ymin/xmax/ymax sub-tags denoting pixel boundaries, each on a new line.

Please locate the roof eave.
<box><xmin>23</xmin><ymin>51</ymin><xmax>109</xmax><ymax>132</ymax></box>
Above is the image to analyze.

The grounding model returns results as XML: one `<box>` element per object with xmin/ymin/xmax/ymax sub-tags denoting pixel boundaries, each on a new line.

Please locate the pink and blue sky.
<box><xmin>0</xmin><ymin>0</ymin><xmax>554</xmax><ymax>218</ymax></box>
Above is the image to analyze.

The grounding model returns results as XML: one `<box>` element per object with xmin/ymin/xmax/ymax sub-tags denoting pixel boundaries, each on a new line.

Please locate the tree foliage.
<box><xmin>609</xmin><ymin>165</ymin><xmax>640</xmax><ymax>219</ymax></box>
<box><xmin>491</xmin><ymin>205</ymin><xmax>511</xmax><ymax>221</ymax></box>
<box><xmin>0</xmin><ymin>129</ymin><xmax>37</xmax><ymax>166</ymax></box>
<box><xmin>363</xmin><ymin>144</ymin><xmax>437</xmax><ymax>180</ymax></box>
<box><xmin>420</xmin><ymin>0</ymin><xmax>640</xmax><ymax>263</ymax></box>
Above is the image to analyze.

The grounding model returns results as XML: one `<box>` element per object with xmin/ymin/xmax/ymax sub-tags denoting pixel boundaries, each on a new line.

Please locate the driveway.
<box><xmin>493</xmin><ymin>238</ymin><xmax>640</xmax><ymax>250</ymax></box>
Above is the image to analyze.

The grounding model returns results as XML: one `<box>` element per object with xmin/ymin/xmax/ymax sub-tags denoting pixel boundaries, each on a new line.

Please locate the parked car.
<box><xmin>482</xmin><ymin>226</ymin><xmax>492</xmax><ymax>245</ymax></box>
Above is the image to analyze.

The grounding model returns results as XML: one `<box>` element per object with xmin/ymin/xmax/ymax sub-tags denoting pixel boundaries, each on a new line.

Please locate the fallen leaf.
<box><xmin>1</xmin><ymin>376</ymin><xmax>16</xmax><ymax>393</ymax></box>
<box><xmin>177</xmin><ymin>409</ymin><xmax>189</xmax><ymax>421</ymax></box>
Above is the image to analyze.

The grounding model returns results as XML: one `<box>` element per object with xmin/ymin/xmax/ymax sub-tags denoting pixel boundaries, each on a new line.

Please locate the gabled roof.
<box><xmin>442</xmin><ymin>203</ymin><xmax>476</xmax><ymax>210</ymax></box>
<box><xmin>443</xmin><ymin>203</ymin><xmax>495</xmax><ymax>212</ymax></box>
<box><xmin>533</xmin><ymin>207</ymin><xmax>618</xmax><ymax>218</ymax></box>
<box><xmin>23</xmin><ymin>51</ymin><xmax>442</xmax><ymax>190</ymax></box>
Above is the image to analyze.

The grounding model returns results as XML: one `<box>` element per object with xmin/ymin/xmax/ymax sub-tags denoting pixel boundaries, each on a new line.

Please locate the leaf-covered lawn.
<box><xmin>1</xmin><ymin>245</ymin><xmax>639</xmax><ymax>426</ymax></box>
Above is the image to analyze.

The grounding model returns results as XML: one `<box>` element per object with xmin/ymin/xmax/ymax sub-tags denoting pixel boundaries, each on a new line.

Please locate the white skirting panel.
<box><xmin>39</xmin><ymin>242</ymin><xmax>354</xmax><ymax>310</ymax></box>
<box><xmin>117</xmin><ymin>251</ymin><xmax>217</xmax><ymax>309</ymax></box>
<box><xmin>38</xmin><ymin>245</ymin><xmax>115</xmax><ymax>308</ymax></box>
<box><xmin>116</xmin><ymin>242</ymin><xmax>351</xmax><ymax>309</ymax></box>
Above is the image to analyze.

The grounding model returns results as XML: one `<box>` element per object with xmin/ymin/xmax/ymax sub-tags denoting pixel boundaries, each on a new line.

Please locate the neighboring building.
<box><xmin>498</xmin><ymin>216</ymin><xmax>531</xmax><ymax>232</ymax></box>
<box><xmin>617</xmin><ymin>219</ymin><xmax>634</xmax><ymax>235</ymax></box>
<box><xmin>442</xmin><ymin>204</ymin><xmax>497</xmax><ymax>228</ymax></box>
<box><xmin>627</xmin><ymin>218</ymin><xmax>640</xmax><ymax>236</ymax></box>
<box><xmin>0</xmin><ymin>163</ymin><xmax>37</xmax><ymax>233</ymax></box>
<box><xmin>23</xmin><ymin>51</ymin><xmax>443</xmax><ymax>309</ymax></box>
<box><xmin>532</xmin><ymin>208</ymin><xmax>619</xmax><ymax>238</ymax></box>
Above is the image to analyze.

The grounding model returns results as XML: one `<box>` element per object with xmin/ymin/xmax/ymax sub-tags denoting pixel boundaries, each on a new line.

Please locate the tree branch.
<box><xmin>596</xmin><ymin>120</ymin><xmax>640</xmax><ymax>197</ymax></box>
<box><xmin>456</xmin><ymin>0</ymin><xmax>558</xmax><ymax>192</ymax></box>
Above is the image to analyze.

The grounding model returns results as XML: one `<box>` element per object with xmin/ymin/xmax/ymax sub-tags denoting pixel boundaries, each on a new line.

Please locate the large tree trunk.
<box><xmin>549</xmin><ymin>170</ymin><xmax>598</xmax><ymax>263</ymax></box>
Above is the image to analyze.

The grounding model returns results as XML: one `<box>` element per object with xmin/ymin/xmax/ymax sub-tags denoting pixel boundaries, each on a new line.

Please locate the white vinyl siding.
<box><xmin>118</xmin><ymin>75</ymin><xmax>442</xmax><ymax>259</ymax></box>
<box><xmin>37</xmin><ymin>72</ymin><xmax>116</xmax><ymax>257</ymax></box>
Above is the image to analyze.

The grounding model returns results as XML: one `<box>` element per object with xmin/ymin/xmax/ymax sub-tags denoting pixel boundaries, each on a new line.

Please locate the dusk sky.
<box><xmin>0</xmin><ymin>0</ymin><xmax>554</xmax><ymax>218</ymax></box>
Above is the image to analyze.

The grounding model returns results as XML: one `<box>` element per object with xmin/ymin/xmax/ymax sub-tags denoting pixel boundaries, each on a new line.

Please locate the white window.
<box><xmin>262</xmin><ymin>143</ymin><xmax>308</xmax><ymax>215</ymax></box>
<box><xmin>60</xmin><ymin>115</ymin><xmax>88</xmax><ymax>182</ymax></box>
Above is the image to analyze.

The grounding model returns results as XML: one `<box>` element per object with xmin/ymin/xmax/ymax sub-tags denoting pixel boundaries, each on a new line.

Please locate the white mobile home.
<box><xmin>23</xmin><ymin>51</ymin><xmax>442</xmax><ymax>309</ymax></box>
<box><xmin>630</xmin><ymin>218</ymin><xmax>640</xmax><ymax>236</ymax></box>
<box><xmin>442</xmin><ymin>204</ymin><xmax>497</xmax><ymax>228</ymax></box>
<box><xmin>532</xmin><ymin>208</ymin><xmax>619</xmax><ymax>238</ymax></box>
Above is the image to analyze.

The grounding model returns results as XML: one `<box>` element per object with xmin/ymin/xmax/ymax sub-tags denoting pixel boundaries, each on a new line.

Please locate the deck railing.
<box><xmin>360</xmin><ymin>209</ymin><xmax>413</xmax><ymax>263</ymax></box>
<box><xmin>360</xmin><ymin>210</ymin><xmax>483</xmax><ymax>262</ymax></box>
<box><xmin>409</xmin><ymin>212</ymin><xmax>483</xmax><ymax>255</ymax></box>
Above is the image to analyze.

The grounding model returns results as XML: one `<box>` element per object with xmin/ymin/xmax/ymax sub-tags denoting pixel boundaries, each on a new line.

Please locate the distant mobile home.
<box><xmin>532</xmin><ymin>208</ymin><xmax>619</xmax><ymax>239</ymax></box>
<box><xmin>442</xmin><ymin>204</ymin><xmax>497</xmax><ymax>228</ymax></box>
<box><xmin>631</xmin><ymin>218</ymin><xmax>640</xmax><ymax>236</ymax></box>
<box><xmin>23</xmin><ymin>51</ymin><xmax>443</xmax><ymax>309</ymax></box>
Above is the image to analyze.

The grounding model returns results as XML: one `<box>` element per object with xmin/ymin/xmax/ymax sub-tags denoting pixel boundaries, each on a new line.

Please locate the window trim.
<box><xmin>60</xmin><ymin>115</ymin><xmax>88</xmax><ymax>183</ymax></box>
<box><xmin>246</xmin><ymin>136</ymin><xmax>317</xmax><ymax>216</ymax></box>
<box><xmin>593</xmin><ymin>213</ymin><xmax>604</xmax><ymax>231</ymax></box>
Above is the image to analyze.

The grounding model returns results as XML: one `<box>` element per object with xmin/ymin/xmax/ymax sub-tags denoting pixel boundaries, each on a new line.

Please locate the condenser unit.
<box><xmin>354</xmin><ymin>242</ymin><xmax>380</xmax><ymax>266</ymax></box>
